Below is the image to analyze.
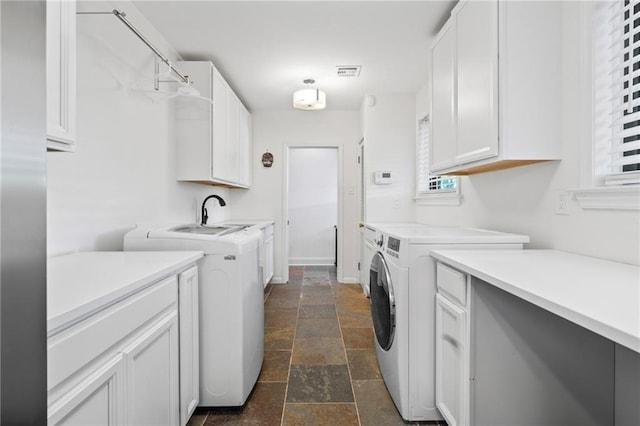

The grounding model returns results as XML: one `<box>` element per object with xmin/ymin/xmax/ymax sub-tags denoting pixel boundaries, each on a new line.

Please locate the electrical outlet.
<box><xmin>555</xmin><ymin>192</ymin><xmax>569</xmax><ymax>215</ymax></box>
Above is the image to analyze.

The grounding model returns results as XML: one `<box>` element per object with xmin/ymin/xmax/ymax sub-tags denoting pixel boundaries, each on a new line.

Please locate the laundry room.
<box><xmin>1</xmin><ymin>1</ymin><xmax>639</xmax><ymax>425</ymax></box>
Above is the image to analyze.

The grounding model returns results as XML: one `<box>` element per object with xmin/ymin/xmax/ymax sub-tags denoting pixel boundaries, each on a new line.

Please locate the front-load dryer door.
<box><xmin>370</xmin><ymin>252</ymin><xmax>396</xmax><ymax>351</ymax></box>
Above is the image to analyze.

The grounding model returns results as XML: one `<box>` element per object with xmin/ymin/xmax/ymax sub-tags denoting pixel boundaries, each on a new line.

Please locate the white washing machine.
<box><xmin>124</xmin><ymin>223</ymin><xmax>263</xmax><ymax>407</ymax></box>
<box><xmin>368</xmin><ymin>223</ymin><xmax>529</xmax><ymax>421</ymax></box>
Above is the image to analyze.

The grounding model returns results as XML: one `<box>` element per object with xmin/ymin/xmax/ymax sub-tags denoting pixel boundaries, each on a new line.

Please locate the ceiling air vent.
<box><xmin>336</xmin><ymin>65</ymin><xmax>361</xmax><ymax>78</ymax></box>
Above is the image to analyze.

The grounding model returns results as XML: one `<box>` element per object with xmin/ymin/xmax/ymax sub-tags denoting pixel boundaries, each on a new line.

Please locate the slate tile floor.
<box><xmin>188</xmin><ymin>265</ymin><xmax>446</xmax><ymax>426</ymax></box>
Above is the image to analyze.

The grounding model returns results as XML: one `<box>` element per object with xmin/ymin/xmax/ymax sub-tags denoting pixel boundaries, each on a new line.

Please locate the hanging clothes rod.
<box><xmin>77</xmin><ymin>9</ymin><xmax>191</xmax><ymax>85</ymax></box>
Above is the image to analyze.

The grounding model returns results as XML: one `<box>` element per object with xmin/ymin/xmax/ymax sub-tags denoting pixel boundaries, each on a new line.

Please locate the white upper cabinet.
<box><xmin>430</xmin><ymin>0</ymin><xmax>562</xmax><ymax>175</ymax></box>
<box><xmin>430</xmin><ymin>20</ymin><xmax>457</xmax><ymax>172</ymax></box>
<box><xmin>238</xmin><ymin>105</ymin><xmax>252</xmax><ymax>187</ymax></box>
<box><xmin>225</xmin><ymin>91</ymin><xmax>240</xmax><ymax>184</ymax></box>
<box><xmin>176</xmin><ymin>61</ymin><xmax>252</xmax><ymax>188</ymax></box>
<box><xmin>455</xmin><ymin>0</ymin><xmax>499</xmax><ymax>167</ymax></box>
<box><xmin>46</xmin><ymin>0</ymin><xmax>77</xmax><ymax>152</ymax></box>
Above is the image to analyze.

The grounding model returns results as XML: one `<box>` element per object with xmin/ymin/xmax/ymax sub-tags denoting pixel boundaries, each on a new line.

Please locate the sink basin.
<box><xmin>171</xmin><ymin>224</ymin><xmax>245</xmax><ymax>236</ymax></box>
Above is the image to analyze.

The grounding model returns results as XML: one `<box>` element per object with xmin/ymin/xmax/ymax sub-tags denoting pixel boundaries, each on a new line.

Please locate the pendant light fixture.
<box><xmin>293</xmin><ymin>79</ymin><xmax>326</xmax><ymax>110</ymax></box>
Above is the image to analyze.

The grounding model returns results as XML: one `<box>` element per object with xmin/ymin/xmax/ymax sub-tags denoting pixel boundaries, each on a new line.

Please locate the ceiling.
<box><xmin>133</xmin><ymin>1</ymin><xmax>456</xmax><ymax>111</ymax></box>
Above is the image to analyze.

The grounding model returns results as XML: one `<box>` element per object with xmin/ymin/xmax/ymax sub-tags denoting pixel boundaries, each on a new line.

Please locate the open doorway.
<box><xmin>283</xmin><ymin>146</ymin><xmax>341</xmax><ymax>282</ymax></box>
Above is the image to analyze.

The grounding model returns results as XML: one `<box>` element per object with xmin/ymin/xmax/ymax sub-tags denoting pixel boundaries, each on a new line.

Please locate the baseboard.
<box><xmin>289</xmin><ymin>257</ymin><xmax>335</xmax><ymax>265</ymax></box>
<box><xmin>269</xmin><ymin>276</ymin><xmax>359</xmax><ymax>285</ymax></box>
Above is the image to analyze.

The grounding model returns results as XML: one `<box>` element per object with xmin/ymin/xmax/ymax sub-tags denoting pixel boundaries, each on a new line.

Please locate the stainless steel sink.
<box><xmin>171</xmin><ymin>224</ymin><xmax>245</xmax><ymax>236</ymax></box>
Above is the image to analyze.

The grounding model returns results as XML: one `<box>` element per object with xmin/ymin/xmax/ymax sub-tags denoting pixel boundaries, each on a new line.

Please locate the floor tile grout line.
<box><xmin>334</xmin><ymin>279</ymin><xmax>364</xmax><ymax>426</ymax></box>
<box><xmin>280</xmin><ymin>267</ymin><xmax>302</xmax><ymax>426</ymax></box>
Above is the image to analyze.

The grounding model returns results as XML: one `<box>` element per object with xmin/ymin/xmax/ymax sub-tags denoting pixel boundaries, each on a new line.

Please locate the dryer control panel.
<box><xmin>386</xmin><ymin>236</ymin><xmax>401</xmax><ymax>258</ymax></box>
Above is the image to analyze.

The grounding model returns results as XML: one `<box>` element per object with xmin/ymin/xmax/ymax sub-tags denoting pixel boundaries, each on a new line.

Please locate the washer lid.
<box><xmin>129</xmin><ymin>223</ymin><xmax>260</xmax><ymax>254</ymax></box>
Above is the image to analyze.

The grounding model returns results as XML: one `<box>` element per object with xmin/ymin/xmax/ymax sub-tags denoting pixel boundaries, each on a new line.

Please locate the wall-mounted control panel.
<box><xmin>374</xmin><ymin>171</ymin><xmax>392</xmax><ymax>185</ymax></box>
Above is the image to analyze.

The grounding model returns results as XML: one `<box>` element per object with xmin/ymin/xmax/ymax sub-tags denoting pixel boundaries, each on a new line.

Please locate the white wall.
<box><xmin>288</xmin><ymin>148</ymin><xmax>338</xmax><ymax>265</ymax></box>
<box><xmin>47</xmin><ymin>0</ymin><xmax>228</xmax><ymax>256</ymax></box>
<box><xmin>227</xmin><ymin>110</ymin><xmax>361</xmax><ymax>283</ymax></box>
<box><xmin>414</xmin><ymin>2</ymin><xmax>639</xmax><ymax>265</ymax></box>
<box><xmin>362</xmin><ymin>93</ymin><xmax>417</xmax><ymax>223</ymax></box>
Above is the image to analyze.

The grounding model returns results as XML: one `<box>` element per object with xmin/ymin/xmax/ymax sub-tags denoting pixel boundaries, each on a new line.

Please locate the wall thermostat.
<box><xmin>374</xmin><ymin>171</ymin><xmax>392</xmax><ymax>185</ymax></box>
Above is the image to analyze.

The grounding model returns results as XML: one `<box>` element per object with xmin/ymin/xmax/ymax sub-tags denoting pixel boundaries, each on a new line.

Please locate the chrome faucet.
<box><xmin>201</xmin><ymin>194</ymin><xmax>226</xmax><ymax>226</ymax></box>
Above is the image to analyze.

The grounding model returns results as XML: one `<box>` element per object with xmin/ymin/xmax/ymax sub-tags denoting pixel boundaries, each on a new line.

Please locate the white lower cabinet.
<box><xmin>48</xmin><ymin>354</ymin><xmax>125</xmax><ymax>426</ymax></box>
<box><xmin>262</xmin><ymin>225</ymin><xmax>274</xmax><ymax>287</ymax></box>
<box><xmin>435</xmin><ymin>294</ymin><xmax>468</xmax><ymax>426</ymax></box>
<box><xmin>435</xmin><ymin>262</ymin><xmax>470</xmax><ymax>426</ymax></box>
<box><xmin>179</xmin><ymin>266</ymin><xmax>199</xmax><ymax>425</ymax></box>
<box><xmin>123</xmin><ymin>311</ymin><xmax>180</xmax><ymax>426</ymax></box>
<box><xmin>48</xmin><ymin>265</ymin><xmax>198</xmax><ymax>426</ymax></box>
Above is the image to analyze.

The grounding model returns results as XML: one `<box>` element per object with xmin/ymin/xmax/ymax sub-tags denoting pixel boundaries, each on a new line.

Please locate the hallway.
<box><xmin>188</xmin><ymin>265</ymin><xmax>443</xmax><ymax>425</ymax></box>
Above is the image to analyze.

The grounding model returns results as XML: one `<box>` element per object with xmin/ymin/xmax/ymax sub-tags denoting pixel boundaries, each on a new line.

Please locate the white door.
<box><xmin>287</xmin><ymin>147</ymin><xmax>338</xmax><ymax>266</ymax></box>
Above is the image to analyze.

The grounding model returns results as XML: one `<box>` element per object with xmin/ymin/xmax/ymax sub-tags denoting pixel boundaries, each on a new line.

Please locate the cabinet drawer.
<box><xmin>437</xmin><ymin>262</ymin><xmax>467</xmax><ymax>307</ymax></box>
<box><xmin>48</xmin><ymin>276</ymin><xmax>178</xmax><ymax>391</ymax></box>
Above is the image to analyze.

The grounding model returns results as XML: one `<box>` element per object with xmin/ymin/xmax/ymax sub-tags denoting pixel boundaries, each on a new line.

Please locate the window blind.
<box><xmin>601</xmin><ymin>0</ymin><xmax>640</xmax><ymax>185</ymax></box>
<box><xmin>416</xmin><ymin>116</ymin><xmax>457</xmax><ymax>194</ymax></box>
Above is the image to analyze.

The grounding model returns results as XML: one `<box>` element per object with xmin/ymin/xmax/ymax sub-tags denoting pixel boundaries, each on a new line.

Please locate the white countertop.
<box><xmin>47</xmin><ymin>251</ymin><xmax>203</xmax><ymax>335</ymax></box>
<box><xmin>430</xmin><ymin>249</ymin><xmax>640</xmax><ymax>353</ymax></box>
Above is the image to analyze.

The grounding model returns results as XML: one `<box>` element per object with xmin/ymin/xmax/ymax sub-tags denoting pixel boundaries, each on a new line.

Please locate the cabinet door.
<box><xmin>263</xmin><ymin>227</ymin><xmax>274</xmax><ymax>286</ymax></box>
<box><xmin>178</xmin><ymin>266</ymin><xmax>199</xmax><ymax>426</ymax></box>
<box><xmin>48</xmin><ymin>355</ymin><xmax>125</xmax><ymax>426</ymax></box>
<box><xmin>430</xmin><ymin>20</ymin><xmax>457</xmax><ymax>172</ymax></box>
<box><xmin>238</xmin><ymin>104</ymin><xmax>252</xmax><ymax>187</ymax></box>
<box><xmin>435</xmin><ymin>294</ymin><xmax>467</xmax><ymax>426</ymax></box>
<box><xmin>123</xmin><ymin>311</ymin><xmax>180</xmax><ymax>426</ymax></box>
<box><xmin>211</xmin><ymin>69</ymin><xmax>229</xmax><ymax>181</ymax></box>
<box><xmin>455</xmin><ymin>0</ymin><xmax>499</xmax><ymax>165</ymax></box>
<box><xmin>176</xmin><ymin>61</ymin><xmax>215</xmax><ymax>181</ymax></box>
<box><xmin>46</xmin><ymin>0</ymin><xmax>76</xmax><ymax>151</ymax></box>
<box><xmin>225</xmin><ymin>90</ymin><xmax>240</xmax><ymax>183</ymax></box>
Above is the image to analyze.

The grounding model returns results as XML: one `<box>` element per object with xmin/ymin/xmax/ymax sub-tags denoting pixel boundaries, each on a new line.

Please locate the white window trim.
<box><xmin>415</xmin><ymin>189</ymin><xmax>463</xmax><ymax>206</ymax></box>
<box><xmin>573</xmin><ymin>186</ymin><xmax>640</xmax><ymax>210</ymax></box>
<box><xmin>575</xmin><ymin>1</ymin><xmax>640</xmax><ymax>211</ymax></box>
<box><xmin>415</xmin><ymin>115</ymin><xmax>462</xmax><ymax>206</ymax></box>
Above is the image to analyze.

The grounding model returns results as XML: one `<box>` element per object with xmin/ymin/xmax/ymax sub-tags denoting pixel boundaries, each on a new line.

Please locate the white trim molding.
<box><xmin>415</xmin><ymin>191</ymin><xmax>463</xmax><ymax>206</ymax></box>
<box><xmin>573</xmin><ymin>186</ymin><xmax>640</xmax><ymax>210</ymax></box>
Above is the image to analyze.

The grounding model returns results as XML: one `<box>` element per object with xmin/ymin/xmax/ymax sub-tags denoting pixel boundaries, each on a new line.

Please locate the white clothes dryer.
<box><xmin>368</xmin><ymin>223</ymin><xmax>529</xmax><ymax>421</ymax></box>
<box><xmin>124</xmin><ymin>223</ymin><xmax>263</xmax><ymax>407</ymax></box>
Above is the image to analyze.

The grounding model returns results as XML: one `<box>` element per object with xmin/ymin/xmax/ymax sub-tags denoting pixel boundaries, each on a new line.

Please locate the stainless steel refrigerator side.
<box><xmin>0</xmin><ymin>1</ymin><xmax>47</xmax><ymax>424</ymax></box>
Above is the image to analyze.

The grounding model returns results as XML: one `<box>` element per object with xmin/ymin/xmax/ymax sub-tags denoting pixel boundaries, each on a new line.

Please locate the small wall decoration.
<box><xmin>262</xmin><ymin>151</ymin><xmax>274</xmax><ymax>167</ymax></box>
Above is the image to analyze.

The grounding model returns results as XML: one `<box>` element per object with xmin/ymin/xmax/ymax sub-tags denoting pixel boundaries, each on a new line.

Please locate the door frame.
<box><xmin>282</xmin><ymin>145</ymin><xmax>343</xmax><ymax>283</ymax></box>
<box><xmin>357</xmin><ymin>138</ymin><xmax>366</xmax><ymax>286</ymax></box>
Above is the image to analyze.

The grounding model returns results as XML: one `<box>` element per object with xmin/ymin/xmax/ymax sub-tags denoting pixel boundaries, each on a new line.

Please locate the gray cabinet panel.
<box><xmin>471</xmin><ymin>278</ymin><xmax>614</xmax><ymax>426</ymax></box>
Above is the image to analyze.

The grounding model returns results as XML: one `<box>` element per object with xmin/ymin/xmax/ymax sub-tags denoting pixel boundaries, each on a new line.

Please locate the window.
<box><xmin>574</xmin><ymin>0</ymin><xmax>640</xmax><ymax>210</ymax></box>
<box><xmin>595</xmin><ymin>0</ymin><xmax>640</xmax><ymax>186</ymax></box>
<box><xmin>416</xmin><ymin>115</ymin><xmax>460</xmax><ymax>204</ymax></box>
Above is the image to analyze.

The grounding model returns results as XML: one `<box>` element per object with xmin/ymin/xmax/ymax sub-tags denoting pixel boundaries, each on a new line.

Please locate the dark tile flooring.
<box><xmin>188</xmin><ymin>265</ymin><xmax>446</xmax><ymax>426</ymax></box>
